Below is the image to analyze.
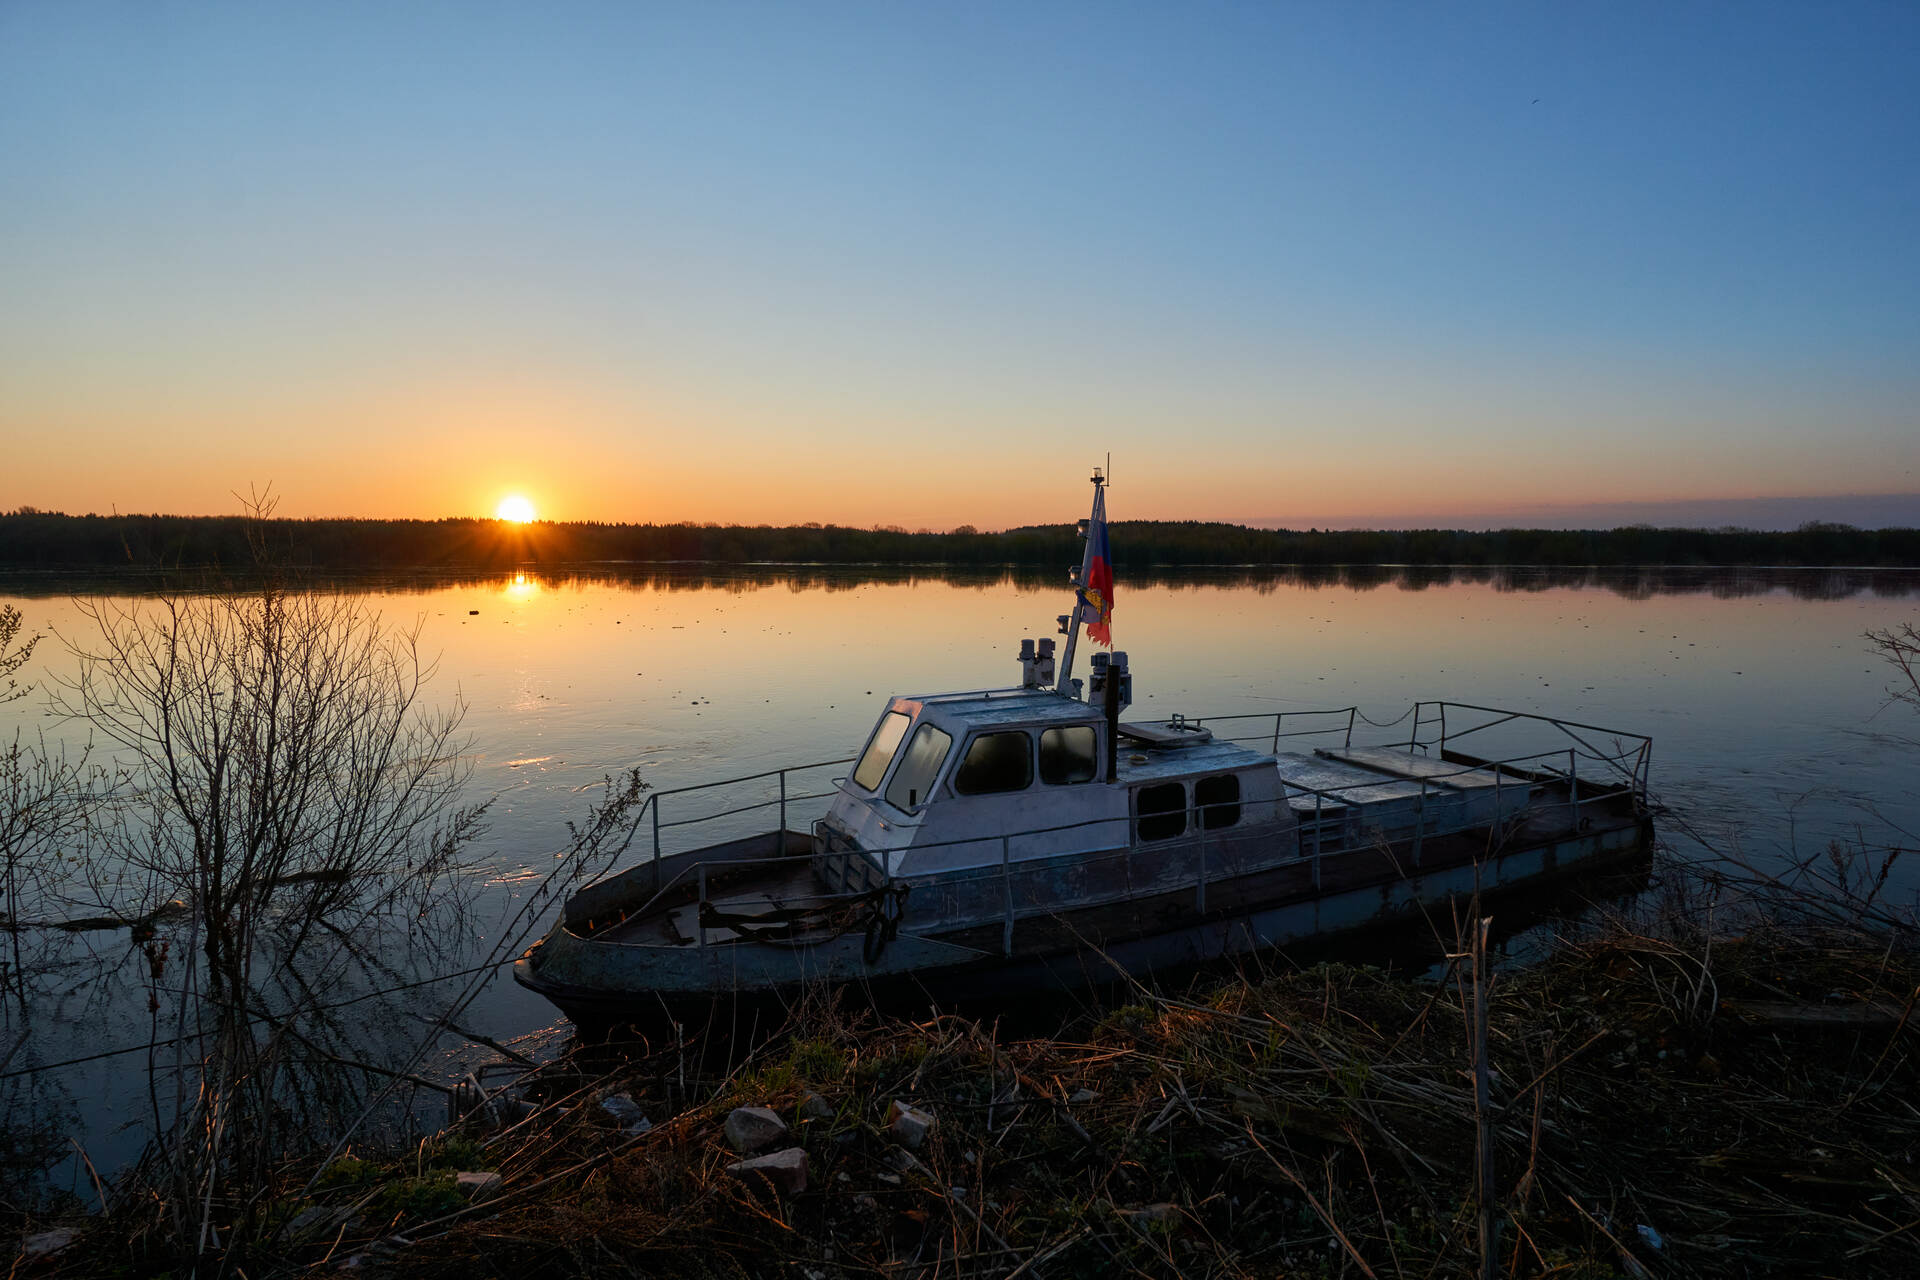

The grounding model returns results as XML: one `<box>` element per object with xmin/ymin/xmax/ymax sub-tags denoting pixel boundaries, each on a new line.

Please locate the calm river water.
<box><xmin>4</xmin><ymin>565</ymin><xmax>1918</xmax><ymax>1192</ymax></box>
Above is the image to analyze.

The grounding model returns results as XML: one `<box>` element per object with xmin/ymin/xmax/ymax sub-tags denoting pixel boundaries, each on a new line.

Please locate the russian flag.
<box><xmin>1081</xmin><ymin>490</ymin><xmax>1114</xmax><ymax>646</ymax></box>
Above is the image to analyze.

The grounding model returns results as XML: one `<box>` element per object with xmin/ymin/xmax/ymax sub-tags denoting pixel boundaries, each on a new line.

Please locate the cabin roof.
<box><xmin>900</xmin><ymin>689</ymin><xmax>1272</xmax><ymax>778</ymax></box>
<box><xmin>910</xmin><ymin>688</ymin><xmax>1104</xmax><ymax>729</ymax></box>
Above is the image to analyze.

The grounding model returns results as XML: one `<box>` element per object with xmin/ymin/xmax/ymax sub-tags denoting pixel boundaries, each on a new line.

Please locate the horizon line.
<box><xmin>7</xmin><ymin>497</ymin><xmax>1920</xmax><ymax>535</ymax></box>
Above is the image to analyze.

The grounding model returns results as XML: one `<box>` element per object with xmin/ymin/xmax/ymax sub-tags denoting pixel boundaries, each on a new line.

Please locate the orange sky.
<box><xmin>6</xmin><ymin>358</ymin><xmax>1913</xmax><ymax>529</ymax></box>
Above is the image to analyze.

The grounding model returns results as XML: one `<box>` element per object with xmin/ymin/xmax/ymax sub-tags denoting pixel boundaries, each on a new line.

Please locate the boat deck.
<box><xmin>1318</xmin><ymin>746</ymin><xmax>1516</xmax><ymax>790</ymax></box>
<box><xmin>594</xmin><ymin>861</ymin><xmax>833</xmax><ymax>947</ymax></box>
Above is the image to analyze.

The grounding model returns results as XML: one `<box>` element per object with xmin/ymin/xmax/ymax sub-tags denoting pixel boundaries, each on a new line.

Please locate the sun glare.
<box><xmin>495</xmin><ymin>494</ymin><xmax>536</xmax><ymax>523</ymax></box>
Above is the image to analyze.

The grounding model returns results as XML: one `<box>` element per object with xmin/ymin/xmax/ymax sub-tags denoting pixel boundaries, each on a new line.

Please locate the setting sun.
<box><xmin>495</xmin><ymin>495</ymin><xmax>536</xmax><ymax>523</ymax></box>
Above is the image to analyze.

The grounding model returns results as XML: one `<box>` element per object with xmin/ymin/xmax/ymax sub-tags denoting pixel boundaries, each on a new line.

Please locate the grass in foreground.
<box><xmin>48</xmin><ymin>910</ymin><xmax>1910</xmax><ymax>1280</ymax></box>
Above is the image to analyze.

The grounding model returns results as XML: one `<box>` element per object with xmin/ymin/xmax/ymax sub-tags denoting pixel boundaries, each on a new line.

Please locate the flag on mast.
<box><xmin>1081</xmin><ymin>487</ymin><xmax>1114</xmax><ymax>646</ymax></box>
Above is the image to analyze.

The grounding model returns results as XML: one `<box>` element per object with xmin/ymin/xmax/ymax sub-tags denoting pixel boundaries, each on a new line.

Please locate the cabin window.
<box><xmin>1039</xmin><ymin>725</ymin><xmax>1097</xmax><ymax>785</ymax></box>
<box><xmin>953</xmin><ymin>731</ymin><xmax>1033</xmax><ymax>795</ymax></box>
<box><xmin>1196</xmin><ymin>773</ymin><xmax>1241</xmax><ymax>829</ymax></box>
<box><xmin>886</xmin><ymin>723</ymin><xmax>952</xmax><ymax>810</ymax></box>
<box><xmin>1137</xmin><ymin>782</ymin><xmax>1187</xmax><ymax>842</ymax></box>
<box><xmin>853</xmin><ymin>711</ymin><xmax>910</xmax><ymax>791</ymax></box>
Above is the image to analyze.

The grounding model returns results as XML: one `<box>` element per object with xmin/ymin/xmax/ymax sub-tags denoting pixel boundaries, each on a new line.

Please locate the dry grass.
<box><xmin>145</xmin><ymin>914</ymin><xmax>1910</xmax><ymax>1280</ymax></box>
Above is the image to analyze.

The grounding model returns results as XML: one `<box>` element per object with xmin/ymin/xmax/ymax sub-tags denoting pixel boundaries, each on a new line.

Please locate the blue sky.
<box><xmin>2</xmin><ymin>2</ymin><xmax>1916</xmax><ymax>527</ymax></box>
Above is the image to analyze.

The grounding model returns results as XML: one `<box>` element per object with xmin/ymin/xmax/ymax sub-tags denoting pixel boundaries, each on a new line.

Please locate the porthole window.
<box><xmin>1137</xmin><ymin>782</ymin><xmax>1187</xmax><ymax>842</ymax></box>
<box><xmin>953</xmin><ymin>731</ymin><xmax>1033</xmax><ymax>795</ymax></box>
<box><xmin>1196</xmin><ymin>774</ymin><xmax>1241</xmax><ymax>830</ymax></box>
<box><xmin>1039</xmin><ymin>726</ymin><xmax>1097</xmax><ymax>785</ymax></box>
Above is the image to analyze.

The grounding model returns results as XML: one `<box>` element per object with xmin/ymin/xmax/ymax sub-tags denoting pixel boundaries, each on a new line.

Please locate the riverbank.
<box><xmin>26</xmin><ymin>905</ymin><xmax>1918</xmax><ymax>1278</ymax></box>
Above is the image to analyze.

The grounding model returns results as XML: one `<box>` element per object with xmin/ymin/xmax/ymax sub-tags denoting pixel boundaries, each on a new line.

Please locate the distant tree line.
<box><xmin>2</xmin><ymin>509</ymin><xmax>1917</xmax><ymax>570</ymax></box>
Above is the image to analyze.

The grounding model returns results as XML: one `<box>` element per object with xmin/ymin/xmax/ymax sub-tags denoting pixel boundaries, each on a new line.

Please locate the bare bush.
<box><xmin>53</xmin><ymin>583</ymin><xmax>485</xmax><ymax>1255</ymax></box>
<box><xmin>1</xmin><ymin>605</ymin><xmax>100</xmax><ymax>1009</ymax></box>
<box><xmin>1868</xmin><ymin>621</ymin><xmax>1920</xmax><ymax>715</ymax></box>
<box><xmin>42</xmin><ymin>566</ymin><xmax>652</xmax><ymax>1268</ymax></box>
<box><xmin>0</xmin><ymin>604</ymin><xmax>38</xmax><ymax>705</ymax></box>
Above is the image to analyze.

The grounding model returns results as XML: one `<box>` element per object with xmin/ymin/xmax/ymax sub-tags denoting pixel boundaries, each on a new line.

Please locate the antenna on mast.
<box><xmin>1054</xmin><ymin>464</ymin><xmax>1107</xmax><ymax>700</ymax></box>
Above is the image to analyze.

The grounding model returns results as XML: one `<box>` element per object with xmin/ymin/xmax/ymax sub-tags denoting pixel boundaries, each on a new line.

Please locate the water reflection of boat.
<box><xmin>514</xmin><ymin>472</ymin><xmax>1655</xmax><ymax>1035</ymax></box>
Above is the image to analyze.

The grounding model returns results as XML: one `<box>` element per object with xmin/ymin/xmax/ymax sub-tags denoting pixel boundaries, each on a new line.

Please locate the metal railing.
<box><xmin>1403</xmin><ymin>701</ymin><xmax>1654</xmax><ymax>800</ymax></box>
<box><xmin>608</xmin><ymin>705</ymin><xmax>1648</xmax><ymax>883</ymax></box>
<box><xmin>620</xmin><ymin>755</ymin><xmax>855</xmax><ymax>871</ymax></box>
<box><xmin>1180</xmin><ymin>707</ymin><xmax>1362</xmax><ymax>754</ymax></box>
<box><xmin>1179</xmin><ymin>703</ymin><xmax>1652</xmax><ymax>808</ymax></box>
<box><xmin>584</xmin><ymin>713</ymin><xmax>1651</xmax><ymax>956</ymax></box>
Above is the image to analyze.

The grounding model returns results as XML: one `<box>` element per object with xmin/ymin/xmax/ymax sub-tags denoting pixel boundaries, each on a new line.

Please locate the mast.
<box><xmin>1055</xmin><ymin>466</ymin><xmax>1105</xmax><ymax>700</ymax></box>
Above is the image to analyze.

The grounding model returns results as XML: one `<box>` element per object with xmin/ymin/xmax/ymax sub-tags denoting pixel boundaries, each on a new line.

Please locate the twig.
<box><xmin>1003</xmin><ymin>1226</ymin><xmax>1090</xmax><ymax>1280</ymax></box>
<box><xmin>1241</xmin><ymin>1119</ymin><xmax>1378</xmax><ymax>1280</ymax></box>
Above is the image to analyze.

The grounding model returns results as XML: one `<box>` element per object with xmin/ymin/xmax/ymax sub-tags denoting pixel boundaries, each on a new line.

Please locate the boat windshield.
<box><xmin>852</xmin><ymin>710</ymin><xmax>911</xmax><ymax>791</ymax></box>
<box><xmin>886</xmin><ymin>723</ymin><xmax>952</xmax><ymax>810</ymax></box>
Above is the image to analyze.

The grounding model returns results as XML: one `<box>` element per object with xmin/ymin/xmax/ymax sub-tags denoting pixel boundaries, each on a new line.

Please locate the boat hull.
<box><xmin>513</xmin><ymin>791</ymin><xmax>1651</xmax><ymax>1036</ymax></box>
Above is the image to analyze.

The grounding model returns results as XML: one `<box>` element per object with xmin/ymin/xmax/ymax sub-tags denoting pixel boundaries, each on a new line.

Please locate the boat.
<box><xmin>514</xmin><ymin>470</ymin><xmax>1654</xmax><ymax>1035</ymax></box>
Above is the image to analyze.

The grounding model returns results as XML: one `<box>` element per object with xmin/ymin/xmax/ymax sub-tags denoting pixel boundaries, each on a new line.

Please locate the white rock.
<box><xmin>727</xmin><ymin>1146</ymin><xmax>809</xmax><ymax>1195</ymax></box>
<box><xmin>724</xmin><ymin>1105</ymin><xmax>789</xmax><ymax>1153</ymax></box>
<box><xmin>455</xmin><ymin>1171</ymin><xmax>504</xmax><ymax>1200</ymax></box>
<box><xmin>21</xmin><ymin>1229</ymin><xmax>77</xmax><ymax>1258</ymax></box>
<box><xmin>887</xmin><ymin>1099</ymin><xmax>936</xmax><ymax>1148</ymax></box>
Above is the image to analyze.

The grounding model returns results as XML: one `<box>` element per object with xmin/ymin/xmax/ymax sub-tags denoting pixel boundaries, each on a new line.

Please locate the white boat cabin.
<box><xmin>822</xmin><ymin>683</ymin><xmax>1292</xmax><ymax>879</ymax></box>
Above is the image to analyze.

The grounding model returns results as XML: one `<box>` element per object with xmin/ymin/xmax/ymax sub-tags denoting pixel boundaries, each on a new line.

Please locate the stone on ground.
<box><xmin>600</xmin><ymin>1092</ymin><xmax>652</xmax><ymax>1135</ymax></box>
<box><xmin>724</xmin><ymin>1105</ymin><xmax>789</xmax><ymax>1152</ymax></box>
<box><xmin>887</xmin><ymin>1100</ymin><xmax>936</xmax><ymax>1148</ymax></box>
<box><xmin>727</xmin><ymin>1146</ymin><xmax>808</xmax><ymax>1195</ymax></box>
<box><xmin>22</xmin><ymin>1229</ymin><xmax>77</xmax><ymax>1259</ymax></box>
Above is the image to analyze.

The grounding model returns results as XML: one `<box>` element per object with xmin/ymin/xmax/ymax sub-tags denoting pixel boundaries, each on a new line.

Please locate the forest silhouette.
<box><xmin>2</xmin><ymin>510</ymin><xmax>1917</xmax><ymax>573</ymax></box>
